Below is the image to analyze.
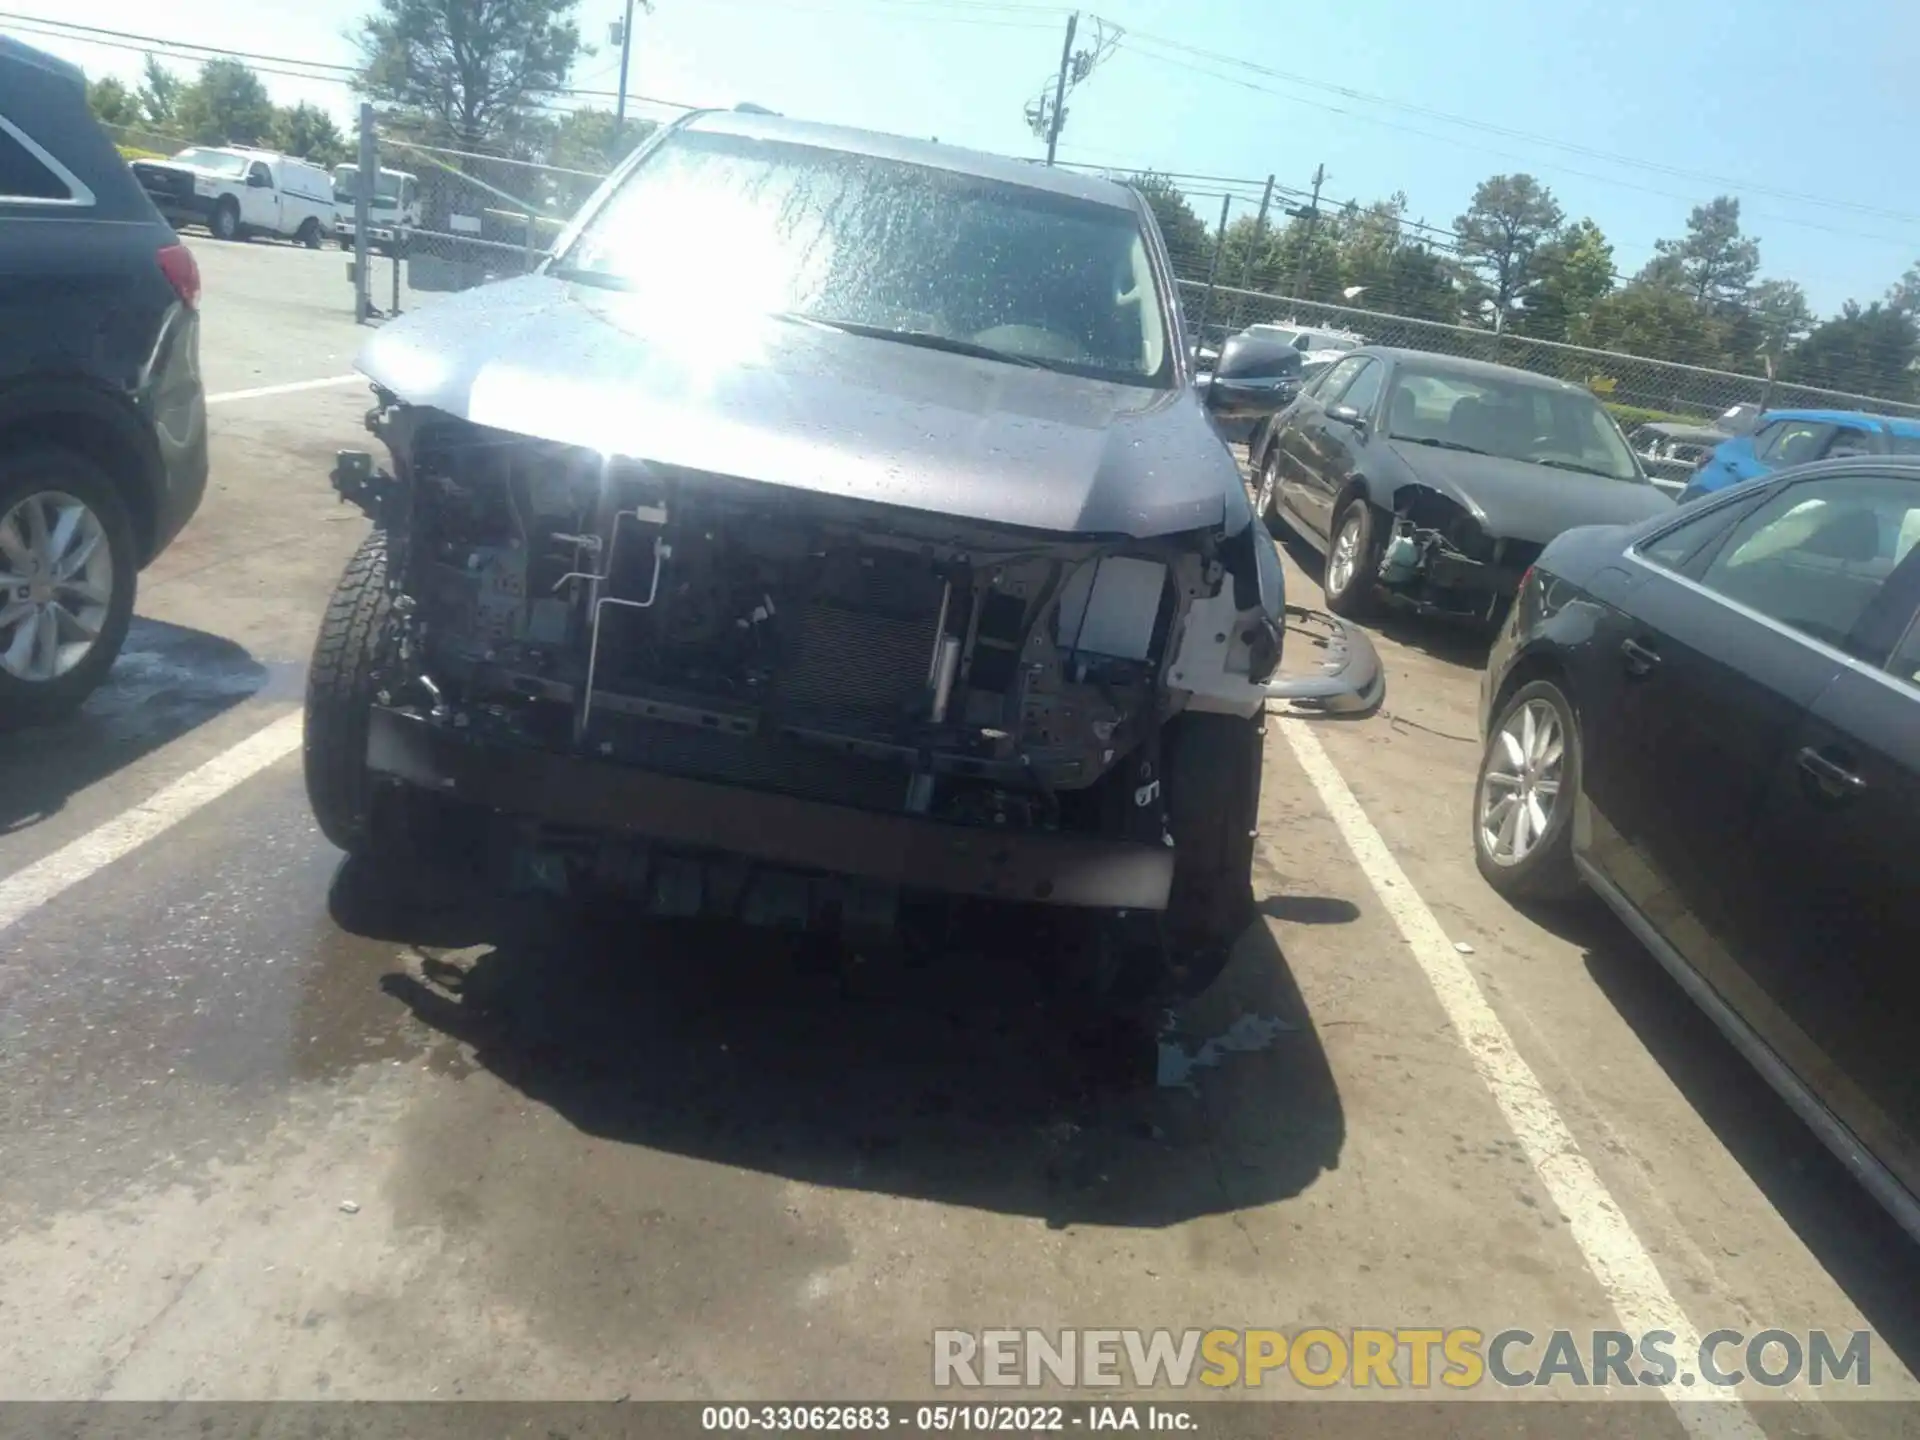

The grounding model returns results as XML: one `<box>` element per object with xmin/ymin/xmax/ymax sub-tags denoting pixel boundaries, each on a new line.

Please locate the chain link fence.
<box><xmin>371</xmin><ymin>135</ymin><xmax>609</xmax><ymax>298</ymax></box>
<box><xmin>1175</xmin><ymin>279</ymin><xmax>1920</xmax><ymax>429</ymax></box>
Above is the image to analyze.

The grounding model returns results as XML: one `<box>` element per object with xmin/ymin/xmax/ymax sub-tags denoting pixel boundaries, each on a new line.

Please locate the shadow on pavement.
<box><xmin>0</xmin><ymin>618</ymin><xmax>276</xmax><ymax>835</ymax></box>
<box><xmin>1258</xmin><ymin>894</ymin><xmax>1361</xmax><ymax>925</ymax></box>
<box><xmin>1561</xmin><ymin>902</ymin><xmax>1920</xmax><ymax>1375</ymax></box>
<box><xmin>338</xmin><ymin>860</ymin><xmax>1346</xmax><ymax>1228</ymax></box>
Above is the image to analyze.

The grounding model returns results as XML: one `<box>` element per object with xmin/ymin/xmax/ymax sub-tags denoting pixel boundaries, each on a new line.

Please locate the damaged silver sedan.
<box><xmin>304</xmin><ymin>109</ymin><xmax>1382</xmax><ymax>999</ymax></box>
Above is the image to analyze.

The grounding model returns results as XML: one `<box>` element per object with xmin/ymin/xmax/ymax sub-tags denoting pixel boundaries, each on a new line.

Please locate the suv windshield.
<box><xmin>554</xmin><ymin>128</ymin><xmax>1171</xmax><ymax>386</ymax></box>
<box><xmin>173</xmin><ymin>148</ymin><xmax>248</xmax><ymax>178</ymax></box>
<box><xmin>1385</xmin><ymin>368</ymin><xmax>1641</xmax><ymax>481</ymax></box>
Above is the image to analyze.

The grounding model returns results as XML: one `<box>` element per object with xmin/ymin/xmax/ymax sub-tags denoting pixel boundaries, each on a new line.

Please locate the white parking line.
<box><xmin>207</xmin><ymin>375</ymin><xmax>362</xmax><ymax>405</ymax></box>
<box><xmin>1275</xmin><ymin>716</ymin><xmax>1764</xmax><ymax>1439</ymax></box>
<box><xmin>0</xmin><ymin>710</ymin><xmax>304</xmax><ymax>936</ymax></box>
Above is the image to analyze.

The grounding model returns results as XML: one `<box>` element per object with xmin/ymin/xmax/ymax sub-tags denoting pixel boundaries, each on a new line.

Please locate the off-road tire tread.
<box><xmin>1164</xmin><ymin>711</ymin><xmax>1263</xmax><ymax>955</ymax></box>
<box><xmin>304</xmin><ymin>531</ymin><xmax>392</xmax><ymax>853</ymax></box>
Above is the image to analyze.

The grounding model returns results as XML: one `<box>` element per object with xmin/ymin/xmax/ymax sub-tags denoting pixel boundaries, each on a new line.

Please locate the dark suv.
<box><xmin>306</xmin><ymin>110</ymin><xmax>1382</xmax><ymax>999</ymax></box>
<box><xmin>0</xmin><ymin>37</ymin><xmax>207</xmax><ymax>724</ymax></box>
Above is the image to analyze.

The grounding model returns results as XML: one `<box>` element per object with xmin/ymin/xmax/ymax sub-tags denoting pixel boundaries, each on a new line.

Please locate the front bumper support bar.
<box><xmin>365</xmin><ymin>705</ymin><xmax>1176</xmax><ymax>911</ymax></box>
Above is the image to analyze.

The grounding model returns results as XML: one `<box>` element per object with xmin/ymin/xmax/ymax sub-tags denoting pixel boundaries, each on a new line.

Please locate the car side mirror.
<box><xmin>1327</xmin><ymin>404</ymin><xmax>1367</xmax><ymax>430</ymax></box>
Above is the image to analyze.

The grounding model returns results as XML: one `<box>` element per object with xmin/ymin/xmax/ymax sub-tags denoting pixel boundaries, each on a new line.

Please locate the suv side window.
<box><xmin>1333</xmin><ymin>359</ymin><xmax>1383</xmax><ymax>417</ymax></box>
<box><xmin>0</xmin><ymin>115</ymin><xmax>75</xmax><ymax>202</ymax></box>
<box><xmin>1699</xmin><ymin>474</ymin><xmax>1920</xmax><ymax>654</ymax></box>
<box><xmin>248</xmin><ymin>161</ymin><xmax>273</xmax><ymax>188</ymax></box>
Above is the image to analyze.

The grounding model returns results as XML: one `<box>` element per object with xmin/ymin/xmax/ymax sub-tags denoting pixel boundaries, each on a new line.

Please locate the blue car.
<box><xmin>1679</xmin><ymin>407</ymin><xmax>1920</xmax><ymax>503</ymax></box>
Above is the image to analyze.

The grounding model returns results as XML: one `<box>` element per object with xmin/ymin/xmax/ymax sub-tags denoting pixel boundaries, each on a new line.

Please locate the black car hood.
<box><xmin>1386</xmin><ymin>441</ymin><xmax>1673</xmax><ymax>543</ymax></box>
<box><xmin>355</xmin><ymin>276</ymin><xmax>1237</xmax><ymax>539</ymax></box>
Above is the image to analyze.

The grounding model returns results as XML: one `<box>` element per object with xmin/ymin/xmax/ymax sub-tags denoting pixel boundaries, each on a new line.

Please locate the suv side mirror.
<box><xmin>249</xmin><ymin>171</ymin><xmax>272</xmax><ymax>189</ymax></box>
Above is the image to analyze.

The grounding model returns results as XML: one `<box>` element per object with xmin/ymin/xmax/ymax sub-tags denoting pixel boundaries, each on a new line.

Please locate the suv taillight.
<box><xmin>157</xmin><ymin>243</ymin><xmax>200</xmax><ymax>311</ymax></box>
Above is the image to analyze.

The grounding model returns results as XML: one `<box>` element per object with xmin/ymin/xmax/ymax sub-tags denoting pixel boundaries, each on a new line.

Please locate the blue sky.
<box><xmin>8</xmin><ymin>0</ymin><xmax>1918</xmax><ymax>316</ymax></box>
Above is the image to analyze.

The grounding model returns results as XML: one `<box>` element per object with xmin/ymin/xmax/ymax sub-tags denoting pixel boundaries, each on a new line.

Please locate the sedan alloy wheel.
<box><xmin>1479</xmin><ymin>697</ymin><xmax>1564</xmax><ymax>865</ymax></box>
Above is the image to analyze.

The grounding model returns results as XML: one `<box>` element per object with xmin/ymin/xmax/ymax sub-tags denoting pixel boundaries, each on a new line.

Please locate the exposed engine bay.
<box><xmin>344</xmin><ymin>400</ymin><xmax>1284</xmax><ymax>849</ymax></box>
<box><xmin>1373</xmin><ymin>486</ymin><xmax>1544</xmax><ymax>620</ymax></box>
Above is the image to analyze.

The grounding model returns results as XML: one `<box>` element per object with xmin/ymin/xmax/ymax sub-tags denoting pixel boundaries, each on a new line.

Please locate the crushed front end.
<box><xmin>330</xmin><ymin>399</ymin><xmax>1286</xmax><ymax>925</ymax></box>
<box><xmin>1372</xmin><ymin>486</ymin><xmax>1542</xmax><ymax>621</ymax></box>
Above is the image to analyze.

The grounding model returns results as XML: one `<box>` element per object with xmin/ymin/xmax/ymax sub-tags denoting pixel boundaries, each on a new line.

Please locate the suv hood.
<box><xmin>356</xmin><ymin>275</ymin><xmax>1236</xmax><ymax>539</ymax></box>
<box><xmin>1387</xmin><ymin>440</ymin><xmax>1673</xmax><ymax>543</ymax></box>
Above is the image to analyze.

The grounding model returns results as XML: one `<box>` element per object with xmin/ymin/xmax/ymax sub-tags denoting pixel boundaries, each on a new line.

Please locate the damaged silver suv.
<box><xmin>305</xmin><ymin>110</ymin><xmax>1383</xmax><ymax>997</ymax></box>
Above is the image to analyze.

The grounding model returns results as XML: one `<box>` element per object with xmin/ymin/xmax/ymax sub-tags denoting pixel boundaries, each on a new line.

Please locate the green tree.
<box><xmin>1453</xmin><ymin>173</ymin><xmax>1564</xmax><ymax>329</ymax></box>
<box><xmin>1652</xmin><ymin>196</ymin><xmax>1760</xmax><ymax>308</ymax></box>
<box><xmin>1576</xmin><ymin>283</ymin><xmax>1729</xmax><ymax>369</ymax></box>
<box><xmin>87</xmin><ymin>76</ymin><xmax>144</xmax><ymax>128</ymax></box>
<box><xmin>137</xmin><ymin>55</ymin><xmax>182</xmax><ymax>129</ymax></box>
<box><xmin>174</xmin><ymin>60</ymin><xmax>276</xmax><ymax>146</ymax></box>
<box><xmin>1128</xmin><ymin>172</ymin><xmax>1212</xmax><ymax>278</ymax></box>
<box><xmin>1747</xmin><ymin>278</ymin><xmax>1815</xmax><ymax>358</ymax></box>
<box><xmin>1518</xmin><ymin>218</ymin><xmax>1615</xmax><ymax>342</ymax></box>
<box><xmin>1778</xmin><ymin>302</ymin><xmax>1918</xmax><ymax>401</ymax></box>
<box><xmin>1886</xmin><ymin>262</ymin><xmax>1920</xmax><ymax>317</ymax></box>
<box><xmin>272</xmin><ymin>102</ymin><xmax>349</xmax><ymax>168</ymax></box>
<box><xmin>543</xmin><ymin>107</ymin><xmax>652</xmax><ymax>210</ymax></box>
<box><xmin>354</xmin><ymin>0</ymin><xmax>587</xmax><ymax>150</ymax></box>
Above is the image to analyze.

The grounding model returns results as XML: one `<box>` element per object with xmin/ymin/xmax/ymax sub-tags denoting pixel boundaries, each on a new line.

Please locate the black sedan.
<box><xmin>1247</xmin><ymin>348</ymin><xmax>1673</xmax><ymax>622</ymax></box>
<box><xmin>1474</xmin><ymin>456</ymin><xmax>1920</xmax><ymax>1239</ymax></box>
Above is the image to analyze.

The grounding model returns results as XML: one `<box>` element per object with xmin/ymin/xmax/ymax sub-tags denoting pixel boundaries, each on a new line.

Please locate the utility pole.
<box><xmin>614</xmin><ymin>0</ymin><xmax>637</xmax><ymax>136</ymax></box>
<box><xmin>1288</xmin><ymin>163</ymin><xmax>1326</xmax><ymax>300</ymax></box>
<box><xmin>1229</xmin><ymin>173</ymin><xmax>1275</xmax><ymax>329</ymax></box>
<box><xmin>1193</xmin><ymin>191</ymin><xmax>1233</xmax><ymax>353</ymax></box>
<box><xmin>1044</xmin><ymin>11</ymin><xmax>1079</xmax><ymax>166</ymax></box>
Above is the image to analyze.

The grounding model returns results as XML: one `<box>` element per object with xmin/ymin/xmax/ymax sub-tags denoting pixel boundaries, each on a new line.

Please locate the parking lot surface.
<box><xmin>3</xmin><ymin>241</ymin><xmax>1919</xmax><ymax>1432</ymax></box>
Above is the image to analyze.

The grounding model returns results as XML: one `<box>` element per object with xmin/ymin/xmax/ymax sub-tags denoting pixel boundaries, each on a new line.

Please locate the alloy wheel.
<box><xmin>1327</xmin><ymin>509</ymin><xmax>1364</xmax><ymax>594</ymax></box>
<box><xmin>0</xmin><ymin>490</ymin><xmax>116</xmax><ymax>684</ymax></box>
<box><xmin>1256</xmin><ymin>454</ymin><xmax>1278</xmax><ymax>518</ymax></box>
<box><xmin>1479</xmin><ymin>699</ymin><xmax>1566</xmax><ymax>866</ymax></box>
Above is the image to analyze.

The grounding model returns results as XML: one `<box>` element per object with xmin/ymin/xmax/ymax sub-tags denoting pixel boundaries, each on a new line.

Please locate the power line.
<box><xmin>1114</xmin><ymin>25</ymin><xmax>1920</xmax><ymax>231</ymax></box>
<box><xmin>0</xmin><ymin>14</ymin><xmax>700</xmax><ymax>113</ymax></box>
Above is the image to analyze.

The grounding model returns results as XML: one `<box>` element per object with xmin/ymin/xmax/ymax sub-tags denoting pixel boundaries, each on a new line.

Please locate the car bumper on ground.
<box><xmin>365</xmin><ymin>705</ymin><xmax>1178</xmax><ymax>911</ymax></box>
<box><xmin>1262</xmin><ymin>606</ymin><xmax>1386</xmax><ymax>716</ymax></box>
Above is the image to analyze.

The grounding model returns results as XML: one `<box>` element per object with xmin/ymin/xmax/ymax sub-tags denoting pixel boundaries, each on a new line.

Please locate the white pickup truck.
<box><xmin>130</xmin><ymin>146</ymin><xmax>337</xmax><ymax>246</ymax></box>
<box><xmin>332</xmin><ymin>163</ymin><xmax>421</xmax><ymax>256</ymax></box>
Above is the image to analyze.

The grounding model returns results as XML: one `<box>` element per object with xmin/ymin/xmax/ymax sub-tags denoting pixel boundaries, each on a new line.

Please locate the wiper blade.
<box><xmin>547</xmin><ymin>266</ymin><xmax>635</xmax><ymax>292</ymax></box>
<box><xmin>771</xmin><ymin>313</ymin><xmax>1056</xmax><ymax>369</ymax></box>
<box><xmin>1536</xmin><ymin>458</ymin><xmax>1625</xmax><ymax>479</ymax></box>
<box><xmin>1394</xmin><ymin>435</ymin><xmax>1489</xmax><ymax>455</ymax></box>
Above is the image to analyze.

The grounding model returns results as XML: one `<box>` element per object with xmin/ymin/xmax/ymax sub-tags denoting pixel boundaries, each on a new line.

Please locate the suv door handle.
<box><xmin>1797</xmin><ymin>746</ymin><xmax>1866</xmax><ymax>800</ymax></box>
<box><xmin>1620</xmin><ymin>638</ymin><xmax>1661</xmax><ymax>676</ymax></box>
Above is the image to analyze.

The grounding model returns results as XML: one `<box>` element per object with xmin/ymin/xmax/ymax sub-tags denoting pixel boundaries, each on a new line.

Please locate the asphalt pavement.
<box><xmin>2</xmin><ymin>239</ymin><xmax>1918</xmax><ymax>1432</ymax></box>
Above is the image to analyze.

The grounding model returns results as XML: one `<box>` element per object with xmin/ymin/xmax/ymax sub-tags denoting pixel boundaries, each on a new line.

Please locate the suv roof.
<box><xmin>677</xmin><ymin>108</ymin><xmax>1143</xmax><ymax>211</ymax></box>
